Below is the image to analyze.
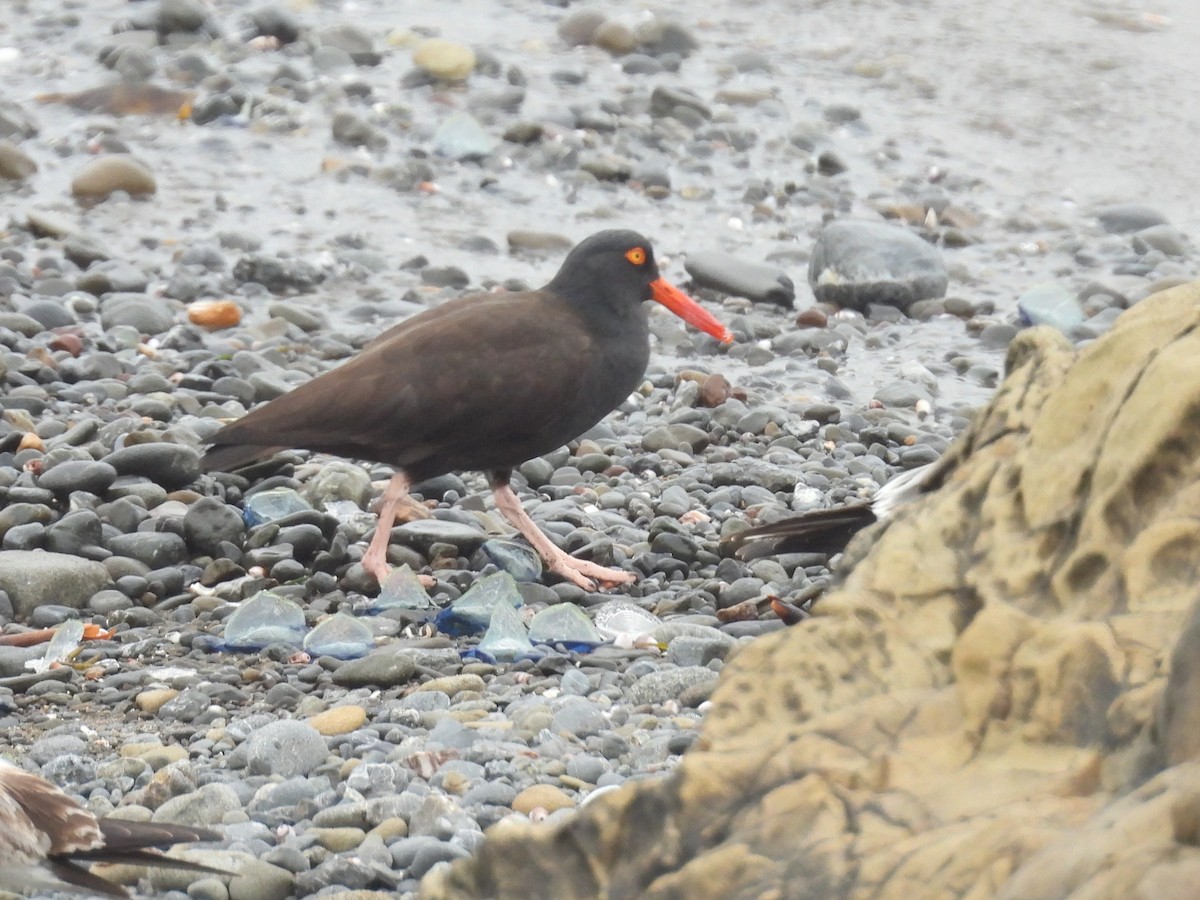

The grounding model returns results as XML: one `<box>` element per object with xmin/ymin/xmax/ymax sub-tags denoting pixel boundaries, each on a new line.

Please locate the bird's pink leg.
<box><xmin>363</xmin><ymin>473</ymin><xmax>435</xmax><ymax>587</ymax></box>
<box><xmin>491</xmin><ymin>483</ymin><xmax>635</xmax><ymax>590</ymax></box>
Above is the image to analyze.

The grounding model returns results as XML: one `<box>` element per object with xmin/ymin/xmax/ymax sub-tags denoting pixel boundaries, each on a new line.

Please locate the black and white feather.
<box><xmin>724</xmin><ymin>462</ymin><xmax>940</xmax><ymax>559</ymax></box>
<box><xmin>0</xmin><ymin>758</ymin><xmax>224</xmax><ymax>897</ymax></box>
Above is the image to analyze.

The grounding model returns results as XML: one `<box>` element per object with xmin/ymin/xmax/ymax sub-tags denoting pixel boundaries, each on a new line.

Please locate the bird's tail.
<box><xmin>201</xmin><ymin>442</ymin><xmax>283</xmax><ymax>473</ymax></box>
<box><xmin>722</xmin><ymin>504</ymin><xmax>877</xmax><ymax>559</ymax></box>
<box><xmin>50</xmin><ymin>821</ymin><xmax>227</xmax><ymax>898</ymax></box>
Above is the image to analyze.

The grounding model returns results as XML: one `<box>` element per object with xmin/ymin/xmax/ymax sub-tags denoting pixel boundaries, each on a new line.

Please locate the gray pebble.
<box><xmin>872</xmin><ymin>379</ymin><xmax>931</xmax><ymax>408</ymax></box>
<box><xmin>99</xmin><ymin>293</ymin><xmax>176</xmax><ymax>334</ymax></box>
<box><xmin>184</xmin><ymin>497</ymin><xmax>246</xmax><ymax>555</ymax></box>
<box><xmin>1096</xmin><ymin>203</ymin><xmax>1168</xmax><ymax>234</ymax></box>
<box><xmin>103</xmin><ymin>442</ymin><xmax>201</xmax><ymax>489</ymax></box>
<box><xmin>107</xmin><ymin>532</ymin><xmax>188</xmax><ymax>568</ymax></box>
<box><xmin>550</xmin><ymin>697</ymin><xmax>607</xmax><ymax>737</ymax></box>
<box><xmin>665</xmin><ymin>634</ymin><xmax>735</xmax><ymax>667</ymax></box>
<box><xmin>1132</xmin><ymin>224</ymin><xmax>1190</xmax><ymax>257</ymax></box>
<box><xmin>393</xmin><ymin>520</ymin><xmax>487</xmax><ymax>554</ymax></box>
<box><xmin>641</xmin><ymin>423</ymin><xmax>709</xmax><ymax>453</ymax></box>
<box><xmin>0</xmin><ymin>141</ymin><xmax>36</xmax><ymax>181</ymax></box>
<box><xmin>331</xmin><ymin>109</ymin><xmax>385</xmax><ymax>149</ymax></box>
<box><xmin>250</xmin><ymin>5</ymin><xmax>304</xmax><ymax>44</ymax></box>
<box><xmin>684</xmin><ymin>250</ymin><xmax>795</xmax><ymax>306</ymax></box>
<box><xmin>650</xmin><ymin>85</ymin><xmax>711</xmax><ymax>121</ymax></box>
<box><xmin>44</xmin><ymin>509</ymin><xmax>103</xmax><ymax>556</ymax></box>
<box><xmin>313</xmin><ymin>23</ymin><xmax>380</xmax><ymax>66</ymax></box>
<box><xmin>0</xmin><ymin>645</ymin><xmax>40</xmax><ymax>677</ymax></box>
<box><xmin>331</xmin><ymin>651</ymin><xmax>417</xmax><ymax>688</ymax></box>
<box><xmin>37</xmin><ymin>460</ymin><xmax>117</xmax><ymax>495</ymax></box>
<box><xmin>391</xmin><ymin>836</ymin><xmax>471</xmax><ymax>879</ymax></box>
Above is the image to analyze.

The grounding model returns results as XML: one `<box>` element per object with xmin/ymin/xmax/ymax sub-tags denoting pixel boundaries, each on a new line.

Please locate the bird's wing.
<box><xmin>207</xmin><ymin>292</ymin><xmax>594</xmax><ymax>466</ymax></box>
<box><xmin>723</xmin><ymin>461</ymin><xmax>946</xmax><ymax>559</ymax></box>
<box><xmin>723</xmin><ymin>503</ymin><xmax>878</xmax><ymax>558</ymax></box>
<box><xmin>0</xmin><ymin>762</ymin><xmax>226</xmax><ymax>898</ymax></box>
<box><xmin>0</xmin><ymin>762</ymin><xmax>101</xmax><ymax>859</ymax></box>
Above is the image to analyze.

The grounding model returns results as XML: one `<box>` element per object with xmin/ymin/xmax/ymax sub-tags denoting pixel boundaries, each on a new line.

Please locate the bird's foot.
<box><xmin>488</xmin><ymin>482</ymin><xmax>635</xmax><ymax>591</ymax></box>
<box><xmin>362</xmin><ymin>542</ymin><xmax>391</xmax><ymax>585</ymax></box>
<box><xmin>547</xmin><ymin>553</ymin><xmax>637</xmax><ymax>591</ymax></box>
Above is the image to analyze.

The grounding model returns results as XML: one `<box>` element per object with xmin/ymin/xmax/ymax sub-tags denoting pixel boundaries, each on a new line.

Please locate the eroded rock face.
<box><xmin>422</xmin><ymin>281</ymin><xmax>1200</xmax><ymax>899</ymax></box>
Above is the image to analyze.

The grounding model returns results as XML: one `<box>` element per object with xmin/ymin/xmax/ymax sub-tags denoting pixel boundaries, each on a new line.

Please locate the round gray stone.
<box><xmin>0</xmin><ymin>550</ymin><xmax>111</xmax><ymax>620</ymax></box>
<box><xmin>243</xmin><ymin>720</ymin><xmax>328</xmax><ymax>778</ymax></box>
<box><xmin>808</xmin><ymin>220</ymin><xmax>948</xmax><ymax>311</ymax></box>
<box><xmin>107</xmin><ymin>532</ymin><xmax>188</xmax><ymax>568</ymax></box>
<box><xmin>102</xmin><ymin>443</ymin><xmax>202</xmax><ymax>489</ymax></box>
<box><xmin>37</xmin><ymin>460</ymin><xmax>118</xmax><ymax>495</ymax></box>
<box><xmin>183</xmin><ymin>497</ymin><xmax>245</xmax><ymax>555</ymax></box>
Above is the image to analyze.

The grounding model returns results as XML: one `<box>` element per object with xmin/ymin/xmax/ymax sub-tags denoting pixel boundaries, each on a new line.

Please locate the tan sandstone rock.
<box><xmin>422</xmin><ymin>281</ymin><xmax>1200</xmax><ymax>899</ymax></box>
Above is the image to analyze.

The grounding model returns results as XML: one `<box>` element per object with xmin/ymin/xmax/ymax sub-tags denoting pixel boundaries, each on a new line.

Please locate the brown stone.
<box><xmin>698</xmin><ymin>372</ymin><xmax>733</xmax><ymax>407</ymax></box>
<box><xmin>794</xmin><ymin>307</ymin><xmax>828</xmax><ymax>328</ymax></box>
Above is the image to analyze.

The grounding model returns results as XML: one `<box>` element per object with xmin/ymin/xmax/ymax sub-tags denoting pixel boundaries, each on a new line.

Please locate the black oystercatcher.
<box><xmin>204</xmin><ymin>230</ymin><xmax>733</xmax><ymax>589</ymax></box>
<box><xmin>724</xmin><ymin>460</ymin><xmax>941</xmax><ymax>559</ymax></box>
<box><xmin>0</xmin><ymin>759</ymin><xmax>225</xmax><ymax>897</ymax></box>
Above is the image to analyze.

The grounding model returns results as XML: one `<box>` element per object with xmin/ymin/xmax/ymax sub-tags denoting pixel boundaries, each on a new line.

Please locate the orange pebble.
<box><xmin>188</xmin><ymin>299</ymin><xmax>242</xmax><ymax>329</ymax></box>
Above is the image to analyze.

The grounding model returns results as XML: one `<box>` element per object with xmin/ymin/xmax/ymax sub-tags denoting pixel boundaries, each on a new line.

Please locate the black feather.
<box><xmin>723</xmin><ymin>504</ymin><xmax>878</xmax><ymax>559</ymax></box>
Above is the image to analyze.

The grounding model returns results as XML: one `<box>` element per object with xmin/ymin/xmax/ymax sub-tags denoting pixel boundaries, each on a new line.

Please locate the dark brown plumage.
<box><xmin>204</xmin><ymin>229</ymin><xmax>732</xmax><ymax>589</ymax></box>
<box><xmin>0</xmin><ymin>759</ymin><xmax>224</xmax><ymax>897</ymax></box>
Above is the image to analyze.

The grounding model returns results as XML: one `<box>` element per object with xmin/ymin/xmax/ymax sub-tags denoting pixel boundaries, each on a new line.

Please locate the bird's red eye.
<box><xmin>625</xmin><ymin>247</ymin><xmax>647</xmax><ymax>266</ymax></box>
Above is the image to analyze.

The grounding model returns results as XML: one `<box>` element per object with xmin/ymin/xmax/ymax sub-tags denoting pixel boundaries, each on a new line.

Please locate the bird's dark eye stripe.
<box><xmin>625</xmin><ymin>247</ymin><xmax>647</xmax><ymax>265</ymax></box>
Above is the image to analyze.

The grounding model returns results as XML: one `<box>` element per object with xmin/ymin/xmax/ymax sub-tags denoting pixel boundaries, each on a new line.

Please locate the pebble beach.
<box><xmin>1</xmin><ymin>0</ymin><xmax>1198</xmax><ymax>897</ymax></box>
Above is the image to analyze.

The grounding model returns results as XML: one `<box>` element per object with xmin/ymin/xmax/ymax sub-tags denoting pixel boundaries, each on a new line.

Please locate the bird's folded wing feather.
<box><xmin>207</xmin><ymin>293</ymin><xmax>593</xmax><ymax>462</ymax></box>
<box><xmin>723</xmin><ymin>504</ymin><xmax>877</xmax><ymax>558</ymax></box>
<box><xmin>0</xmin><ymin>763</ymin><xmax>101</xmax><ymax>858</ymax></box>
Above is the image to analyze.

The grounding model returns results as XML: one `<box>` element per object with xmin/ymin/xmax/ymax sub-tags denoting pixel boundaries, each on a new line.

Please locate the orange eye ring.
<box><xmin>625</xmin><ymin>247</ymin><xmax>647</xmax><ymax>266</ymax></box>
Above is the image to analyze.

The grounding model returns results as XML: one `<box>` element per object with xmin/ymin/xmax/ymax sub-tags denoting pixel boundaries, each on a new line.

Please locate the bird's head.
<box><xmin>549</xmin><ymin>230</ymin><xmax>733</xmax><ymax>343</ymax></box>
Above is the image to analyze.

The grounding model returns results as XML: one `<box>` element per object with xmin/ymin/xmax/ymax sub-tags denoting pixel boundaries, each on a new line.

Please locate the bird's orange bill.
<box><xmin>650</xmin><ymin>279</ymin><xmax>734</xmax><ymax>343</ymax></box>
